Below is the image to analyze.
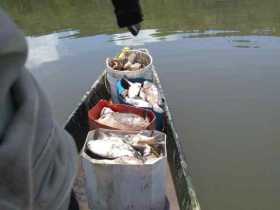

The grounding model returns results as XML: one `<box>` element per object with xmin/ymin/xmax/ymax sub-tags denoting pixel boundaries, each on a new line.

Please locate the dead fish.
<box><xmin>128</xmin><ymin>82</ymin><xmax>141</xmax><ymax>98</ymax></box>
<box><xmin>143</xmin><ymin>145</ymin><xmax>152</xmax><ymax>157</ymax></box>
<box><xmin>96</xmin><ymin>107</ymin><xmax>150</xmax><ymax>130</ymax></box>
<box><xmin>125</xmin><ymin>80</ymin><xmax>163</xmax><ymax>113</ymax></box>
<box><xmin>109</xmin><ymin>48</ymin><xmax>149</xmax><ymax>72</ymax></box>
<box><xmin>129</xmin><ymin>134</ymin><xmax>160</xmax><ymax>157</ymax></box>
<box><xmin>130</xmin><ymin>63</ymin><xmax>141</xmax><ymax>71</ymax></box>
<box><xmin>139</xmin><ymin>88</ymin><xmax>146</xmax><ymax>100</ymax></box>
<box><xmin>130</xmin><ymin>143</ymin><xmax>152</xmax><ymax>157</ymax></box>
<box><xmin>125</xmin><ymin>97</ymin><xmax>152</xmax><ymax>108</ymax></box>
<box><xmin>113</xmin><ymin>112</ymin><xmax>150</xmax><ymax>130</ymax></box>
<box><xmin>131</xmin><ymin>134</ymin><xmax>156</xmax><ymax>145</ymax></box>
<box><xmin>127</xmin><ymin>52</ymin><xmax>136</xmax><ymax>63</ymax></box>
<box><xmin>87</xmin><ymin>137</ymin><xmax>135</xmax><ymax>159</ymax></box>
<box><xmin>100</xmin><ymin>107</ymin><xmax>114</xmax><ymax>116</ymax></box>
<box><xmin>109</xmin><ymin>59</ymin><xmax>122</xmax><ymax>70</ymax></box>
<box><xmin>142</xmin><ymin>81</ymin><xmax>160</xmax><ymax>105</ymax></box>
<box><xmin>150</xmin><ymin>145</ymin><xmax>161</xmax><ymax>158</ymax></box>
<box><xmin>124</xmin><ymin>61</ymin><xmax>132</xmax><ymax>70</ymax></box>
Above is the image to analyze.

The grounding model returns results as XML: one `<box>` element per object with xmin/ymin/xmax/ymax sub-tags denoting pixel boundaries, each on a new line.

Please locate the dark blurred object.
<box><xmin>69</xmin><ymin>191</ymin><xmax>80</xmax><ymax>210</ymax></box>
<box><xmin>111</xmin><ymin>0</ymin><xmax>143</xmax><ymax>36</ymax></box>
<box><xmin>127</xmin><ymin>23</ymin><xmax>141</xmax><ymax>36</ymax></box>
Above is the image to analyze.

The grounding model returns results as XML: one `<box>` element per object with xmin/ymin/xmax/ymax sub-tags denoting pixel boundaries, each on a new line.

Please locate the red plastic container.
<box><xmin>88</xmin><ymin>100</ymin><xmax>156</xmax><ymax>131</ymax></box>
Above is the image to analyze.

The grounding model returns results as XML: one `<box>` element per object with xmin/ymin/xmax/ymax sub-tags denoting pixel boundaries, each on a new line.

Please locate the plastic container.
<box><xmin>106</xmin><ymin>49</ymin><xmax>154</xmax><ymax>102</ymax></box>
<box><xmin>81</xmin><ymin>129</ymin><xmax>167</xmax><ymax>210</ymax></box>
<box><xmin>116</xmin><ymin>78</ymin><xmax>165</xmax><ymax>131</ymax></box>
<box><xmin>88</xmin><ymin>99</ymin><xmax>156</xmax><ymax>131</ymax></box>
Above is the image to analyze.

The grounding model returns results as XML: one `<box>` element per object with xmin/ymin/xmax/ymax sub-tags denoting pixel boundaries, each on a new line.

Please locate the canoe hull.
<box><xmin>64</xmin><ymin>68</ymin><xmax>200</xmax><ymax>210</ymax></box>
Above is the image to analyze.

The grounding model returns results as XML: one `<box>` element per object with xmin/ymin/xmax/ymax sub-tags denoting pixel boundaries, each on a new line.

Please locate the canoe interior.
<box><xmin>64</xmin><ymin>69</ymin><xmax>200</xmax><ymax>210</ymax></box>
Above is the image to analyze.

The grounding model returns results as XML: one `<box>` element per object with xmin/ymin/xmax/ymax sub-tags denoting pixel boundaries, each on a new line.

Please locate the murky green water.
<box><xmin>2</xmin><ymin>0</ymin><xmax>280</xmax><ymax>209</ymax></box>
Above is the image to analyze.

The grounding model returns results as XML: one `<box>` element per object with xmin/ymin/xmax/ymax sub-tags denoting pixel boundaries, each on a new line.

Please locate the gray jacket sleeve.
<box><xmin>0</xmin><ymin>8</ymin><xmax>78</xmax><ymax>210</ymax></box>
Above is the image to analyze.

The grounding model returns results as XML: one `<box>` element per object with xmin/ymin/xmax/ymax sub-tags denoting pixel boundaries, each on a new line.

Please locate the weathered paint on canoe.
<box><xmin>64</xmin><ymin>68</ymin><xmax>200</xmax><ymax>210</ymax></box>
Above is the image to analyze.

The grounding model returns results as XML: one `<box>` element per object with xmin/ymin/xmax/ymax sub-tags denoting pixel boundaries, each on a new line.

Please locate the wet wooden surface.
<box><xmin>73</xmin><ymin>159</ymin><xmax>180</xmax><ymax>210</ymax></box>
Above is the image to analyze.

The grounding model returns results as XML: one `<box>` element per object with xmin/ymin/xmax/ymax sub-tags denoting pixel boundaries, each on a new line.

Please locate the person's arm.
<box><xmin>0</xmin><ymin>7</ymin><xmax>26</xmax><ymax>139</ymax></box>
<box><xmin>111</xmin><ymin>0</ymin><xmax>143</xmax><ymax>35</ymax></box>
<box><xmin>0</xmin><ymin>93</ymin><xmax>14</xmax><ymax>139</ymax></box>
<box><xmin>0</xmin><ymin>8</ymin><xmax>78</xmax><ymax>210</ymax></box>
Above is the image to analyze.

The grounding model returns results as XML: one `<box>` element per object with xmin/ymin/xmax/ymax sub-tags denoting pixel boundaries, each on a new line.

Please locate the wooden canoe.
<box><xmin>64</xmin><ymin>68</ymin><xmax>200</xmax><ymax>210</ymax></box>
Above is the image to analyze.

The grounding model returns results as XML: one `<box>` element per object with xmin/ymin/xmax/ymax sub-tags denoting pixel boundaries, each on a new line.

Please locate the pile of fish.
<box><xmin>121</xmin><ymin>80</ymin><xmax>164</xmax><ymax>113</ymax></box>
<box><xmin>108</xmin><ymin>47</ymin><xmax>150</xmax><ymax>71</ymax></box>
<box><xmin>86</xmin><ymin>131</ymin><xmax>165</xmax><ymax>164</ymax></box>
<box><xmin>86</xmin><ymin>48</ymin><xmax>166</xmax><ymax>165</ymax></box>
<box><xmin>96</xmin><ymin>107</ymin><xmax>150</xmax><ymax>131</ymax></box>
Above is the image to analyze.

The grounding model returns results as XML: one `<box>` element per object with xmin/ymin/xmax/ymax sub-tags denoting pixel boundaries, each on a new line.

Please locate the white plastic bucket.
<box><xmin>105</xmin><ymin>49</ymin><xmax>154</xmax><ymax>102</ymax></box>
<box><xmin>81</xmin><ymin>129</ymin><xmax>167</xmax><ymax>210</ymax></box>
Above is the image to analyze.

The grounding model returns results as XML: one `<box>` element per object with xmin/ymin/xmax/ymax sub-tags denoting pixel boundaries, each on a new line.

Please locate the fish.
<box><xmin>128</xmin><ymin>82</ymin><xmax>142</xmax><ymax>98</ymax></box>
<box><xmin>127</xmin><ymin>52</ymin><xmax>136</xmax><ymax>63</ymax></box>
<box><xmin>87</xmin><ymin>131</ymin><xmax>164</xmax><ymax>163</ymax></box>
<box><xmin>108</xmin><ymin>48</ymin><xmax>149</xmax><ymax>71</ymax></box>
<box><xmin>100</xmin><ymin>107</ymin><xmax>114</xmax><ymax>115</ymax></box>
<box><xmin>109</xmin><ymin>59</ymin><xmax>123</xmax><ymax>70</ymax></box>
<box><xmin>124</xmin><ymin>61</ymin><xmax>132</xmax><ymax>69</ymax></box>
<box><xmin>139</xmin><ymin>88</ymin><xmax>146</xmax><ymax>100</ymax></box>
<box><xmin>142</xmin><ymin>81</ymin><xmax>161</xmax><ymax>105</ymax></box>
<box><xmin>131</xmin><ymin>134</ymin><xmax>156</xmax><ymax>145</ymax></box>
<box><xmin>130</xmin><ymin>63</ymin><xmax>141</xmax><ymax>71</ymax></box>
<box><xmin>87</xmin><ymin>137</ymin><xmax>135</xmax><ymax>159</ymax></box>
<box><xmin>128</xmin><ymin>134</ymin><xmax>161</xmax><ymax>158</ymax></box>
<box><xmin>96</xmin><ymin>107</ymin><xmax>150</xmax><ymax>130</ymax></box>
<box><xmin>123</xmin><ymin>80</ymin><xmax>163</xmax><ymax>113</ymax></box>
<box><xmin>143</xmin><ymin>145</ymin><xmax>152</xmax><ymax>157</ymax></box>
<box><xmin>124</xmin><ymin>97</ymin><xmax>152</xmax><ymax>108</ymax></box>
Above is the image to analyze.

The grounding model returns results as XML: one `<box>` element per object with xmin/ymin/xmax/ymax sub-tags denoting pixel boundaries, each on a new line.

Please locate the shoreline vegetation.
<box><xmin>2</xmin><ymin>0</ymin><xmax>280</xmax><ymax>37</ymax></box>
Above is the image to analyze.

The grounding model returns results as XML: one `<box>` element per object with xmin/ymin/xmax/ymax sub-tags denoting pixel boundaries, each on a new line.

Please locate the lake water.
<box><xmin>2</xmin><ymin>0</ymin><xmax>280</xmax><ymax>209</ymax></box>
